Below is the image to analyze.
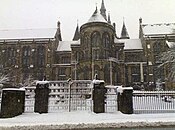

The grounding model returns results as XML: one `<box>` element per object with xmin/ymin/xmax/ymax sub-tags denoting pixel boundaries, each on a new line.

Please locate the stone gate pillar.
<box><xmin>92</xmin><ymin>80</ymin><xmax>106</xmax><ymax>113</ymax></box>
<box><xmin>117</xmin><ymin>87</ymin><xmax>133</xmax><ymax>114</ymax></box>
<box><xmin>34</xmin><ymin>81</ymin><xmax>49</xmax><ymax>114</ymax></box>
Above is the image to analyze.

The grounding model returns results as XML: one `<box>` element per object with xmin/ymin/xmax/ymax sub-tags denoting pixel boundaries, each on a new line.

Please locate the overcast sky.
<box><xmin>0</xmin><ymin>0</ymin><xmax>175</xmax><ymax>40</ymax></box>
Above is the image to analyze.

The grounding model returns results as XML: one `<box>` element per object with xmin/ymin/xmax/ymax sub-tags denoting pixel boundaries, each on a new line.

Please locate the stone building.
<box><xmin>139</xmin><ymin>18</ymin><xmax>175</xmax><ymax>90</ymax></box>
<box><xmin>0</xmin><ymin>0</ymin><xmax>174</xmax><ymax>89</ymax></box>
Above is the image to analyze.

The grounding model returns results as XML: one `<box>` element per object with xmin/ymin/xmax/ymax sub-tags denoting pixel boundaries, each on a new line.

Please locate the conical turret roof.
<box><xmin>88</xmin><ymin>6</ymin><xmax>107</xmax><ymax>23</ymax></box>
<box><xmin>120</xmin><ymin>20</ymin><xmax>130</xmax><ymax>39</ymax></box>
<box><xmin>72</xmin><ymin>23</ymin><xmax>80</xmax><ymax>41</ymax></box>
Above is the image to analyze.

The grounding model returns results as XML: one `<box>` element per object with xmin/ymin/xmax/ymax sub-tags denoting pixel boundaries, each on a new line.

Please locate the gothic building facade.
<box><xmin>0</xmin><ymin>0</ymin><xmax>175</xmax><ymax>89</ymax></box>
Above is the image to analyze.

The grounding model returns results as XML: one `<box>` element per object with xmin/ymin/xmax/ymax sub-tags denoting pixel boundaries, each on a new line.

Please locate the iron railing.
<box><xmin>133</xmin><ymin>91</ymin><xmax>175</xmax><ymax>114</ymax></box>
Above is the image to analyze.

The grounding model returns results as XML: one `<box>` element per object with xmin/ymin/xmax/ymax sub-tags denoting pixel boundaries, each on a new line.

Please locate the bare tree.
<box><xmin>159</xmin><ymin>45</ymin><xmax>175</xmax><ymax>82</ymax></box>
<box><xmin>0</xmin><ymin>74</ymin><xmax>9</xmax><ymax>89</ymax></box>
<box><xmin>19</xmin><ymin>75</ymin><xmax>37</xmax><ymax>88</ymax></box>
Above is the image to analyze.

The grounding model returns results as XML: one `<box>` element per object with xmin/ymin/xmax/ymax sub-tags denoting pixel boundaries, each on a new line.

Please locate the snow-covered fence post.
<box><xmin>92</xmin><ymin>80</ymin><xmax>106</xmax><ymax>113</ymax></box>
<box><xmin>34</xmin><ymin>81</ymin><xmax>49</xmax><ymax>114</ymax></box>
<box><xmin>0</xmin><ymin>88</ymin><xmax>25</xmax><ymax>118</ymax></box>
<box><xmin>117</xmin><ymin>87</ymin><xmax>133</xmax><ymax>114</ymax></box>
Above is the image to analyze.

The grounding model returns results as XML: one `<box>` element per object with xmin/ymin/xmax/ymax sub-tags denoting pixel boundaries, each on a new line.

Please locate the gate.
<box><xmin>25</xmin><ymin>80</ymin><xmax>93</xmax><ymax>112</ymax></box>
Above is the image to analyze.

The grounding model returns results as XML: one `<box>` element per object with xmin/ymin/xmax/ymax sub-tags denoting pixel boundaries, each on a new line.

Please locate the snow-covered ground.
<box><xmin>0</xmin><ymin>111</ymin><xmax>175</xmax><ymax>130</ymax></box>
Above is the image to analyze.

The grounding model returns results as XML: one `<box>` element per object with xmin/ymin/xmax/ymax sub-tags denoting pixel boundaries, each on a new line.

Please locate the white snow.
<box><xmin>166</xmin><ymin>40</ymin><xmax>175</xmax><ymax>48</ymax></box>
<box><xmin>2</xmin><ymin>88</ymin><xmax>25</xmax><ymax>91</ymax></box>
<box><xmin>92</xmin><ymin>79</ymin><xmax>104</xmax><ymax>84</ymax></box>
<box><xmin>88</xmin><ymin>10</ymin><xmax>107</xmax><ymax>23</ymax></box>
<box><xmin>57</xmin><ymin>40</ymin><xmax>80</xmax><ymax>51</ymax></box>
<box><xmin>0</xmin><ymin>28</ymin><xmax>57</xmax><ymax>40</ymax></box>
<box><xmin>0</xmin><ymin>111</ymin><xmax>175</xmax><ymax>129</ymax></box>
<box><xmin>142</xmin><ymin>23</ymin><xmax>175</xmax><ymax>35</ymax></box>
<box><xmin>117</xmin><ymin>86</ymin><xmax>133</xmax><ymax>94</ymax></box>
<box><xmin>36</xmin><ymin>81</ymin><xmax>49</xmax><ymax>85</ymax></box>
<box><xmin>118</xmin><ymin>39</ymin><xmax>143</xmax><ymax>50</ymax></box>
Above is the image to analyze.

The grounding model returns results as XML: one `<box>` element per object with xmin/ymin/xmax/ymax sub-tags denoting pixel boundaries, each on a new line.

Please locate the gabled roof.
<box><xmin>142</xmin><ymin>23</ymin><xmax>175</xmax><ymax>35</ymax></box>
<box><xmin>57</xmin><ymin>40</ymin><xmax>80</xmax><ymax>52</ymax></box>
<box><xmin>88</xmin><ymin>7</ymin><xmax>107</xmax><ymax>23</ymax></box>
<box><xmin>0</xmin><ymin>28</ymin><xmax>57</xmax><ymax>40</ymax></box>
<box><xmin>117</xmin><ymin>39</ymin><xmax>143</xmax><ymax>50</ymax></box>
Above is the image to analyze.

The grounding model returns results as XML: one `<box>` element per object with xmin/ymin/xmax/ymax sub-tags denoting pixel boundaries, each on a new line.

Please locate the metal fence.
<box><xmin>133</xmin><ymin>91</ymin><xmax>175</xmax><ymax>114</ymax></box>
<box><xmin>1</xmin><ymin>83</ymin><xmax>175</xmax><ymax>114</ymax></box>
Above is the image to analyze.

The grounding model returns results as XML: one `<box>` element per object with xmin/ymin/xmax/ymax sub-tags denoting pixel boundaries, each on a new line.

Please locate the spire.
<box><xmin>120</xmin><ymin>18</ymin><xmax>130</xmax><ymax>39</ymax></box>
<box><xmin>100</xmin><ymin>0</ymin><xmax>107</xmax><ymax>20</ymax></box>
<box><xmin>107</xmin><ymin>12</ymin><xmax>111</xmax><ymax>24</ymax></box>
<box><xmin>72</xmin><ymin>21</ymin><xmax>80</xmax><ymax>41</ymax></box>
<box><xmin>55</xmin><ymin>21</ymin><xmax>62</xmax><ymax>41</ymax></box>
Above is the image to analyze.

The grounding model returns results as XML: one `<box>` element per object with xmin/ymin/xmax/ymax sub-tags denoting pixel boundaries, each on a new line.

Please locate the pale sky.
<box><xmin>0</xmin><ymin>0</ymin><xmax>175</xmax><ymax>40</ymax></box>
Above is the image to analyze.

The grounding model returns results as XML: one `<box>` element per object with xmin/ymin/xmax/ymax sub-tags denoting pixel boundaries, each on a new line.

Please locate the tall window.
<box><xmin>104</xmin><ymin>50</ymin><xmax>109</xmax><ymax>59</ymax></box>
<box><xmin>37</xmin><ymin>46</ymin><xmax>45</xmax><ymax>67</ymax></box>
<box><xmin>7</xmin><ymin>47</ymin><xmax>16</xmax><ymax>66</ymax></box>
<box><xmin>153</xmin><ymin>42</ymin><xmax>161</xmax><ymax>52</ymax></box>
<box><xmin>84</xmin><ymin>36</ymin><xmax>88</xmax><ymax>48</ymax></box>
<box><xmin>102</xmin><ymin>33</ymin><xmax>110</xmax><ymax>48</ymax></box>
<box><xmin>93</xmin><ymin>49</ymin><xmax>99</xmax><ymax>60</ymax></box>
<box><xmin>91</xmin><ymin>32</ymin><xmax>100</xmax><ymax>47</ymax></box>
<box><xmin>22</xmin><ymin>46</ymin><xmax>31</xmax><ymax>67</ymax></box>
<box><xmin>83</xmin><ymin>66</ymin><xmax>89</xmax><ymax>80</ymax></box>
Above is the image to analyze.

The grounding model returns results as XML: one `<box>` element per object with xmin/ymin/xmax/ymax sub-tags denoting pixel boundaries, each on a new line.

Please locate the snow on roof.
<box><xmin>57</xmin><ymin>40</ymin><xmax>80</xmax><ymax>51</ymax></box>
<box><xmin>118</xmin><ymin>39</ymin><xmax>143</xmax><ymax>50</ymax></box>
<box><xmin>142</xmin><ymin>23</ymin><xmax>175</xmax><ymax>35</ymax></box>
<box><xmin>88</xmin><ymin>10</ymin><xmax>107</xmax><ymax>23</ymax></box>
<box><xmin>0</xmin><ymin>28</ymin><xmax>57</xmax><ymax>40</ymax></box>
<box><xmin>166</xmin><ymin>40</ymin><xmax>175</xmax><ymax>48</ymax></box>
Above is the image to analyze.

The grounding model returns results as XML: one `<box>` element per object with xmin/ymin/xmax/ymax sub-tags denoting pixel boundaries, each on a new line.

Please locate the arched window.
<box><xmin>102</xmin><ymin>33</ymin><xmax>110</xmax><ymax>48</ymax></box>
<box><xmin>91</xmin><ymin>32</ymin><xmax>100</xmax><ymax>47</ymax></box>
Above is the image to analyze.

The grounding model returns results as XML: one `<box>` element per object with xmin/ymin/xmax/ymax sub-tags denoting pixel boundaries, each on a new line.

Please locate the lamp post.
<box><xmin>108</xmin><ymin>57</ymin><xmax>118</xmax><ymax>85</ymax></box>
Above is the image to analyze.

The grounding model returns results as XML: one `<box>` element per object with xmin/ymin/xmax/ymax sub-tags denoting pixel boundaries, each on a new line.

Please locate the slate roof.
<box><xmin>117</xmin><ymin>39</ymin><xmax>143</xmax><ymax>50</ymax></box>
<box><xmin>0</xmin><ymin>28</ymin><xmax>57</xmax><ymax>40</ymax></box>
<box><xmin>142</xmin><ymin>23</ymin><xmax>175</xmax><ymax>35</ymax></box>
<box><xmin>57</xmin><ymin>40</ymin><xmax>80</xmax><ymax>51</ymax></box>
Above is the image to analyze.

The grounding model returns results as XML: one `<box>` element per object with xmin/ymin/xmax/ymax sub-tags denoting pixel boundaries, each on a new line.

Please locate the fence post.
<box><xmin>92</xmin><ymin>80</ymin><xmax>106</xmax><ymax>113</ymax></box>
<box><xmin>117</xmin><ymin>87</ymin><xmax>133</xmax><ymax>114</ymax></box>
<box><xmin>0</xmin><ymin>88</ymin><xmax>25</xmax><ymax>118</ymax></box>
<box><xmin>34</xmin><ymin>81</ymin><xmax>49</xmax><ymax>114</ymax></box>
